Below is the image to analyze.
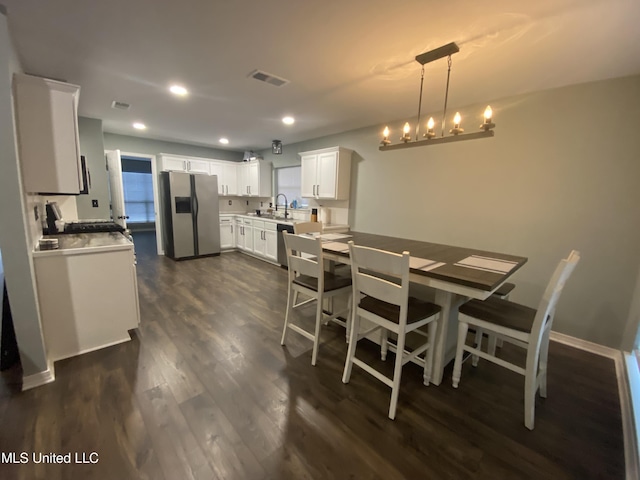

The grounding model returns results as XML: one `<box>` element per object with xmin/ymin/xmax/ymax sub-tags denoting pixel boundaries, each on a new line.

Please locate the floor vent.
<box><xmin>111</xmin><ymin>100</ymin><xmax>131</xmax><ymax>110</ymax></box>
<box><xmin>248</xmin><ymin>70</ymin><xmax>289</xmax><ymax>87</ymax></box>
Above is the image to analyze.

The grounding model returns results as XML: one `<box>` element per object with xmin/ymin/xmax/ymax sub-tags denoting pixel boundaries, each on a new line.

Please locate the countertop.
<box><xmin>33</xmin><ymin>232</ymin><xmax>134</xmax><ymax>257</ymax></box>
<box><xmin>221</xmin><ymin>213</ymin><xmax>349</xmax><ymax>232</ymax></box>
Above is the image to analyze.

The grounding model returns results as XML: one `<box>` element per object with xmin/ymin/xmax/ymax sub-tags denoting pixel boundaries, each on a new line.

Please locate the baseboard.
<box><xmin>551</xmin><ymin>330</ymin><xmax>638</xmax><ymax>479</ymax></box>
<box><xmin>21</xmin><ymin>360</ymin><xmax>55</xmax><ymax>391</ymax></box>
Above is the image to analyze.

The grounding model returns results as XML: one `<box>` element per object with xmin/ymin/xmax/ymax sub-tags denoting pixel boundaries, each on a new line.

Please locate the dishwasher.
<box><xmin>276</xmin><ymin>223</ymin><xmax>295</xmax><ymax>267</ymax></box>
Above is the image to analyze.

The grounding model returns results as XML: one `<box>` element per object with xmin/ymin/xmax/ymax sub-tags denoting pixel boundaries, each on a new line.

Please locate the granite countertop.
<box><xmin>33</xmin><ymin>232</ymin><xmax>134</xmax><ymax>257</ymax></box>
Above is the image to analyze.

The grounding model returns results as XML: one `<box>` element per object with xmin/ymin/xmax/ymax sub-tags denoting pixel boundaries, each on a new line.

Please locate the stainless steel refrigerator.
<box><xmin>160</xmin><ymin>171</ymin><xmax>220</xmax><ymax>259</ymax></box>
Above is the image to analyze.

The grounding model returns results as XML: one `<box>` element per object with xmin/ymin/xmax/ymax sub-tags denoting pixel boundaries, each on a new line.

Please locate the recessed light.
<box><xmin>133</xmin><ymin>122</ymin><xmax>147</xmax><ymax>130</ymax></box>
<box><xmin>219</xmin><ymin>138</ymin><xmax>229</xmax><ymax>145</ymax></box>
<box><xmin>282</xmin><ymin>116</ymin><xmax>295</xmax><ymax>125</ymax></box>
<box><xmin>169</xmin><ymin>85</ymin><xmax>188</xmax><ymax>96</ymax></box>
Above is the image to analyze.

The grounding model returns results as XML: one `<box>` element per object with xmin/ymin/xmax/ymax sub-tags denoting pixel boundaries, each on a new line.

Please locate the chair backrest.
<box><xmin>530</xmin><ymin>250</ymin><xmax>581</xmax><ymax>342</ymax></box>
<box><xmin>348</xmin><ymin>241</ymin><xmax>411</xmax><ymax>325</ymax></box>
<box><xmin>282</xmin><ymin>231</ymin><xmax>324</xmax><ymax>286</ymax></box>
<box><xmin>293</xmin><ymin>221</ymin><xmax>323</xmax><ymax>235</ymax></box>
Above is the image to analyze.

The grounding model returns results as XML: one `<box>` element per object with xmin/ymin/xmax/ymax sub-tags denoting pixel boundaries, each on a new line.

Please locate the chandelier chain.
<box><xmin>415</xmin><ymin>65</ymin><xmax>425</xmax><ymax>141</ymax></box>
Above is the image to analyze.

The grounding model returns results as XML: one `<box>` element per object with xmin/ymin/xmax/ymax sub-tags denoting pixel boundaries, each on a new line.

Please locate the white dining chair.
<box><xmin>293</xmin><ymin>221</ymin><xmax>323</xmax><ymax>235</ymax></box>
<box><xmin>342</xmin><ymin>241</ymin><xmax>441</xmax><ymax>420</ymax></box>
<box><xmin>473</xmin><ymin>281</ymin><xmax>516</xmax><ymax>357</ymax></box>
<box><xmin>452</xmin><ymin>250</ymin><xmax>580</xmax><ymax>430</ymax></box>
<box><xmin>281</xmin><ymin>232</ymin><xmax>352</xmax><ymax>366</ymax></box>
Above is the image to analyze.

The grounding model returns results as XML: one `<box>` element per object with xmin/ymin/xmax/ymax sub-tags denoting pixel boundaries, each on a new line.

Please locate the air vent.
<box><xmin>248</xmin><ymin>70</ymin><xmax>289</xmax><ymax>87</ymax></box>
<box><xmin>111</xmin><ymin>100</ymin><xmax>131</xmax><ymax>110</ymax></box>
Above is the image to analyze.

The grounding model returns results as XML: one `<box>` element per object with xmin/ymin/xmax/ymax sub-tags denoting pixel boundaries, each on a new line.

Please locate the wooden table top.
<box><xmin>323</xmin><ymin>231</ymin><xmax>528</xmax><ymax>292</ymax></box>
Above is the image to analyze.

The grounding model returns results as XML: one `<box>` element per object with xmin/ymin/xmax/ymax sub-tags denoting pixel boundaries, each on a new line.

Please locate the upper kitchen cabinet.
<box><xmin>209</xmin><ymin>160</ymin><xmax>238</xmax><ymax>196</ymax></box>
<box><xmin>159</xmin><ymin>154</ymin><xmax>210</xmax><ymax>175</ymax></box>
<box><xmin>238</xmin><ymin>160</ymin><xmax>272</xmax><ymax>197</ymax></box>
<box><xmin>300</xmin><ymin>146</ymin><xmax>352</xmax><ymax>200</ymax></box>
<box><xmin>13</xmin><ymin>74</ymin><xmax>84</xmax><ymax>194</ymax></box>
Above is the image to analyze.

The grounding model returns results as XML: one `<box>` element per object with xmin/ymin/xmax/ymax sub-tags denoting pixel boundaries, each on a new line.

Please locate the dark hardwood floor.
<box><xmin>0</xmin><ymin>231</ymin><xmax>625</xmax><ymax>479</ymax></box>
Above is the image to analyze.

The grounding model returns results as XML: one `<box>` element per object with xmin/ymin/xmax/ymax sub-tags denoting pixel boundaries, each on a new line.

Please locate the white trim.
<box><xmin>551</xmin><ymin>331</ymin><xmax>638</xmax><ymax>479</ymax></box>
<box><xmin>21</xmin><ymin>360</ymin><xmax>55</xmax><ymax>391</ymax></box>
<box><xmin>624</xmin><ymin>353</ymin><xmax>640</xmax><ymax>480</ymax></box>
<box><xmin>550</xmin><ymin>330</ymin><xmax>618</xmax><ymax>358</ymax></box>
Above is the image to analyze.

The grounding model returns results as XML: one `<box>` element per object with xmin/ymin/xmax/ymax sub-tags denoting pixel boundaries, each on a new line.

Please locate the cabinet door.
<box><xmin>161</xmin><ymin>156</ymin><xmax>188</xmax><ymax>172</ymax></box>
<box><xmin>316</xmin><ymin>151</ymin><xmax>338</xmax><ymax>199</ymax></box>
<box><xmin>253</xmin><ymin>228</ymin><xmax>265</xmax><ymax>256</ymax></box>
<box><xmin>247</xmin><ymin>162</ymin><xmax>260</xmax><ymax>196</ymax></box>
<box><xmin>235</xmin><ymin>222</ymin><xmax>245</xmax><ymax>250</ymax></box>
<box><xmin>14</xmin><ymin>74</ymin><xmax>82</xmax><ymax>194</ymax></box>
<box><xmin>222</xmin><ymin>163</ymin><xmax>238</xmax><ymax>196</ymax></box>
<box><xmin>264</xmin><ymin>229</ymin><xmax>278</xmax><ymax>262</ymax></box>
<box><xmin>187</xmin><ymin>159</ymin><xmax>210</xmax><ymax>175</ymax></box>
<box><xmin>243</xmin><ymin>225</ymin><xmax>254</xmax><ymax>252</ymax></box>
<box><xmin>300</xmin><ymin>155</ymin><xmax>318</xmax><ymax>198</ymax></box>
<box><xmin>209</xmin><ymin>162</ymin><xmax>225</xmax><ymax>194</ymax></box>
<box><xmin>237</xmin><ymin>163</ymin><xmax>249</xmax><ymax>196</ymax></box>
<box><xmin>220</xmin><ymin>219</ymin><xmax>234</xmax><ymax>249</ymax></box>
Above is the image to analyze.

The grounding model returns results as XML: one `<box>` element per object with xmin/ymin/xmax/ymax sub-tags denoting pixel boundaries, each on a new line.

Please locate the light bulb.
<box><xmin>484</xmin><ymin>105</ymin><xmax>493</xmax><ymax>122</ymax></box>
<box><xmin>383</xmin><ymin>126</ymin><xmax>389</xmax><ymax>137</ymax></box>
<box><xmin>427</xmin><ymin>117</ymin><xmax>435</xmax><ymax>130</ymax></box>
<box><xmin>453</xmin><ymin>112</ymin><xmax>461</xmax><ymax>127</ymax></box>
<box><xmin>403</xmin><ymin>122</ymin><xmax>410</xmax><ymax>134</ymax></box>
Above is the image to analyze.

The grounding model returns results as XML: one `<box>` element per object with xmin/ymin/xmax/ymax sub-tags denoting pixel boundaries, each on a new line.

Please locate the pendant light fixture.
<box><xmin>379</xmin><ymin>42</ymin><xmax>495</xmax><ymax>151</ymax></box>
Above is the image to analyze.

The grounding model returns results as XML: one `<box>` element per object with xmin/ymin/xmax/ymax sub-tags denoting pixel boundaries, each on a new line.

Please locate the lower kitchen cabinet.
<box><xmin>236</xmin><ymin>218</ymin><xmax>254</xmax><ymax>253</ymax></box>
<box><xmin>252</xmin><ymin>221</ymin><xmax>277</xmax><ymax>261</ymax></box>
<box><xmin>33</xmin><ymin>241</ymin><xmax>140</xmax><ymax>362</ymax></box>
<box><xmin>220</xmin><ymin>217</ymin><xmax>235</xmax><ymax>249</ymax></box>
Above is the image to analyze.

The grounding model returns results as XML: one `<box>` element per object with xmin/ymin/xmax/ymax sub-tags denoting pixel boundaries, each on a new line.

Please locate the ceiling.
<box><xmin>3</xmin><ymin>0</ymin><xmax>640</xmax><ymax>151</ymax></box>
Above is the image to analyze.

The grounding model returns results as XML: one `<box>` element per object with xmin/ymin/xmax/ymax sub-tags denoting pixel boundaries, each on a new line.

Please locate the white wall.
<box><xmin>262</xmin><ymin>75</ymin><xmax>640</xmax><ymax>349</ymax></box>
<box><xmin>0</xmin><ymin>9</ymin><xmax>48</xmax><ymax>377</ymax></box>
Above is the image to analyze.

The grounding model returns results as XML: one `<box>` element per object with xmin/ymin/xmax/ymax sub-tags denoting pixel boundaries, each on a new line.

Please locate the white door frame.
<box><xmin>108</xmin><ymin>151</ymin><xmax>163</xmax><ymax>255</ymax></box>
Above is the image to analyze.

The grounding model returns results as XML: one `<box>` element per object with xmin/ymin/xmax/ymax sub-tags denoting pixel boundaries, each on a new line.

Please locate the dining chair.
<box><xmin>452</xmin><ymin>250</ymin><xmax>580</xmax><ymax>430</ymax></box>
<box><xmin>342</xmin><ymin>241</ymin><xmax>441</xmax><ymax>420</ymax></box>
<box><xmin>281</xmin><ymin>232</ymin><xmax>352</xmax><ymax>366</ymax></box>
<box><xmin>473</xmin><ymin>281</ymin><xmax>516</xmax><ymax>356</ymax></box>
<box><xmin>293</xmin><ymin>221</ymin><xmax>323</xmax><ymax>235</ymax></box>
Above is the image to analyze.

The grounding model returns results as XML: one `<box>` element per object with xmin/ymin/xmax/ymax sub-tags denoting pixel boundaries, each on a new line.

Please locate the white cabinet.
<box><xmin>33</xmin><ymin>244</ymin><xmax>139</xmax><ymax>362</ymax></box>
<box><xmin>251</xmin><ymin>220</ymin><xmax>278</xmax><ymax>262</ymax></box>
<box><xmin>236</xmin><ymin>218</ymin><xmax>254</xmax><ymax>252</ymax></box>
<box><xmin>210</xmin><ymin>161</ymin><xmax>238</xmax><ymax>196</ymax></box>
<box><xmin>220</xmin><ymin>217</ymin><xmax>235</xmax><ymax>249</ymax></box>
<box><xmin>160</xmin><ymin>154</ymin><xmax>210</xmax><ymax>175</ymax></box>
<box><xmin>300</xmin><ymin>146</ymin><xmax>352</xmax><ymax>200</ymax></box>
<box><xmin>238</xmin><ymin>160</ymin><xmax>272</xmax><ymax>197</ymax></box>
<box><xmin>13</xmin><ymin>74</ymin><xmax>84</xmax><ymax>194</ymax></box>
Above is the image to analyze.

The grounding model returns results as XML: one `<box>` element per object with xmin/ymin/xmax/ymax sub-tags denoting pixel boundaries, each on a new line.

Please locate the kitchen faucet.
<box><xmin>275</xmin><ymin>193</ymin><xmax>289</xmax><ymax>219</ymax></box>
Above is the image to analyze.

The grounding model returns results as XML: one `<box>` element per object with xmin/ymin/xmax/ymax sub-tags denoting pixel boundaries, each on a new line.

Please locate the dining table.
<box><xmin>318</xmin><ymin>231</ymin><xmax>528</xmax><ymax>386</ymax></box>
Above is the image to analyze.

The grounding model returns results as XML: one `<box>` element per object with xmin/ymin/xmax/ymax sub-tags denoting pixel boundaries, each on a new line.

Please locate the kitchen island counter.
<box><xmin>33</xmin><ymin>232</ymin><xmax>133</xmax><ymax>257</ymax></box>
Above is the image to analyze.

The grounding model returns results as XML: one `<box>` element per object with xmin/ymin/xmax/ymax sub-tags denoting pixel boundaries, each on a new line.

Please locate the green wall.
<box><xmin>262</xmin><ymin>75</ymin><xmax>640</xmax><ymax>349</ymax></box>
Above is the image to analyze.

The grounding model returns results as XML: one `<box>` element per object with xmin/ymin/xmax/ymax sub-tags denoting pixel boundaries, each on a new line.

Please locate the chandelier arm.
<box><xmin>415</xmin><ymin>65</ymin><xmax>425</xmax><ymax>141</ymax></box>
<box><xmin>441</xmin><ymin>55</ymin><xmax>453</xmax><ymax>137</ymax></box>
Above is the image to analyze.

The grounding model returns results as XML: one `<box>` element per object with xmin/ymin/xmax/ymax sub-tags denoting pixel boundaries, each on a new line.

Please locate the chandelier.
<box><xmin>379</xmin><ymin>42</ymin><xmax>495</xmax><ymax>151</ymax></box>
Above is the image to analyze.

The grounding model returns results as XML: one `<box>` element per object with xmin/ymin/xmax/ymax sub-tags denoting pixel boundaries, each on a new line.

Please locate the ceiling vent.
<box><xmin>111</xmin><ymin>100</ymin><xmax>131</xmax><ymax>111</ymax></box>
<box><xmin>248</xmin><ymin>70</ymin><xmax>289</xmax><ymax>87</ymax></box>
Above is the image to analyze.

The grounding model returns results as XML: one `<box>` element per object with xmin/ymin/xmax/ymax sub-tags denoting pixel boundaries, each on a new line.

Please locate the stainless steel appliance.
<box><xmin>277</xmin><ymin>223</ymin><xmax>294</xmax><ymax>267</ymax></box>
<box><xmin>160</xmin><ymin>171</ymin><xmax>220</xmax><ymax>259</ymax></box>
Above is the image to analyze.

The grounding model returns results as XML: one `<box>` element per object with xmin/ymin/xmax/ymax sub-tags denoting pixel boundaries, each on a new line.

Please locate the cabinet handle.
<box><xmin>313</xmin><ymin>185</ymin><xmax>316</xmax><ymax>196</ymax></box>
<box><xmin>184</xmin><ymin>160</ymin><xmax>188</xmax><ymax>171</ymax></box>
<box><xmin>231</xmin><ymin>225</ymin><xmax>233</xmax><ymax>234</ymax></box>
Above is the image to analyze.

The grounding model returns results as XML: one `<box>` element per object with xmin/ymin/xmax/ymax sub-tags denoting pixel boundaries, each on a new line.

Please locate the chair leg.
<box><xmin>292</xmin><ymin>290</ymin><xmax>299</xmax><ymax>307</ymax></box>
<box><xmin>472</xmin><ymin>329</ymin><xmax>481</xmax><ymax>367</ymax></box>
<box><xmin>423</xmin><ymin>320</ymin><xmax>437</xmax><ymax>386</ymax></box>
<box><xmin>281</xmin><ymin>285</ymin><xmax>294</xmax><ymax>346</ymax></box>
<box><xmin>452</xmin><ymin>321</ymin><xmax>469</xmax><ymax>388</ymax></box>
<box><xmin>497</xmin><ymin>337</ymin><xmax>504</xmax><ymax>348</ymax></box>
<box><xmin>488</xmin><ymin>334</ymin><xmax>498</xmax><ymax>356</ymax></box>
<box><xmin>388</xmin><ymin>331</ymin><xmax>406</xmax><ymax>420</ymax></box>
<box><xmin>524</xmin><ymin>373</ymin><xmax>536</xmax><ymax>430</ymax></box>
<box><xmin>381</xmin><ymin>329</ymin><xmax>388</xmax><ymax>361</ymax></box>
<box><xmin>345</xmin><ymin>294</ymin><xmax>352</xmax><ymax>343</ymax></box>
<box><xmin>539</xmin><ymin>332</ymin><xmax>550</xmax><ymax>398</ymax></box>
<box><xmin>311</xmin><ymin>295</ymin><xmax>323</xmax><ymax>366</ymax></box>
<box><xmin>342</xmin><ymin>311</ymin><xmax>360</xmax><ymax>383</ymax></box>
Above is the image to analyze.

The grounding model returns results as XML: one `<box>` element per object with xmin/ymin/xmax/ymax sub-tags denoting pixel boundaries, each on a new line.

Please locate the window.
<box><xmin>275</xmin><ymin>166</ymin><xmax>307</xmax><ymax>208</ymax></box>
<box><xmin>121</xmin><ymin>158</ymin><xmax>154</xmax><ymax>223</ymax></box>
